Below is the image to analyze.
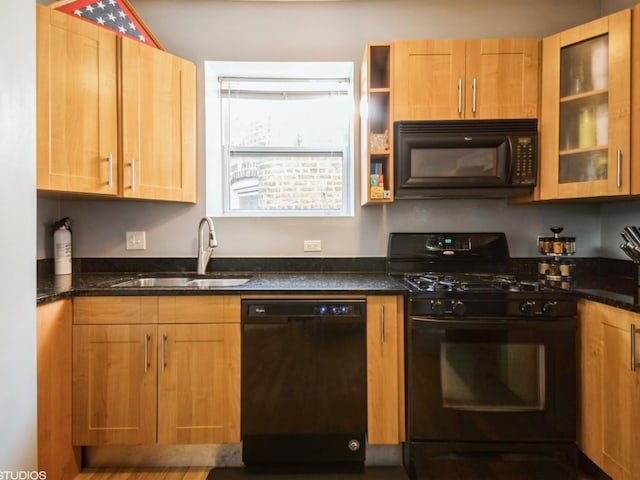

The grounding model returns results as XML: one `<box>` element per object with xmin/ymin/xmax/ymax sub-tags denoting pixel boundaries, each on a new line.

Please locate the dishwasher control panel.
<box><xmin>316</xmin><ymin>304</ymin><xmax>360</xmax><ymax>315</ymax></box>
<box><xmin>243</xmin><ymin>299</ymin><xmax>366</xmax><ymax>321</ymax></box>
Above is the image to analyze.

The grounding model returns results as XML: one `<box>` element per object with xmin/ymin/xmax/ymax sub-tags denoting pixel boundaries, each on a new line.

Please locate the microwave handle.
<box><xmin>457</xmin><ymin>79</ymin><xmax>462</xmax><ymax>114</ymax></box>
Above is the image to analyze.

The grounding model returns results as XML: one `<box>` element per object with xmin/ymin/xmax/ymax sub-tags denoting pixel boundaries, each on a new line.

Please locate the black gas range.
<box><xmin>388</xmin><ymin>233</ymin><xmax>578</xmax><ymax>480</ymax></box>
<box><xmin>388</xmin><ymin>232</ymin><xmax>576</xmax><ymax>319</ymax></box>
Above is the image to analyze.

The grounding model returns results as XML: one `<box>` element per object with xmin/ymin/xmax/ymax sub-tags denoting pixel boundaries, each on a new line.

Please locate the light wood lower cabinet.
<box><xmin>72</xmin><ymin>294</ymin><xmax>403</xmax><ymax>447</ymax></box>
<box><xmin>72</xmin><ymin>296</ymin><xmax>241</xmax><ymax>446</ymax></box>
<box><xmin>366</xmin><ymin>295</ymin><xmax>405</xmax><ymax>444</ymax></box>
<box><xmin>37</xmin><ymin>299</ymin><xmax>81</xmax><ymax>478</ymax></box>
<box><xmin>578</xmin><ymin>299</ymin><xmax>640</xmax><ymax>480</ymax></box>
<box><xmin>72</xmin><ymin>323</ymin><xmax>158</xmax><ymax>445</ymax></box>
<box><xmin>157</xmin><ymin>322</ymin><xmax>240</xmax><ymax>444</ymax></box>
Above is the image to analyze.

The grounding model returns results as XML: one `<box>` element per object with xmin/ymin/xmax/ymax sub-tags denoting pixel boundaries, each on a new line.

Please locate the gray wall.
<box><xmin>600</xmin><ymin>200</ymin><xmax>640</xmax><ymax>257</ymax></box>
<box><xmin>37</xmin><ymin>0</ymin><xmax>638</xmax><ymax>260</ymax></box>
<box><xmin>1</xmin><ymin>2</ymin><xmax>37</xmax><ymax>472</ymax></box>
<box><xmin>603</xmin><ymin>0</ymin><xmax>637</xmax><ymax>13</ymax></box>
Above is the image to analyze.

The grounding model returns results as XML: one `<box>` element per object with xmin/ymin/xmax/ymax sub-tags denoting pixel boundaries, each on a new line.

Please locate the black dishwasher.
<box><xmin>241</xmin><ymin>299</ymin><xmax>367</xmax><ymax>473</ymax></box>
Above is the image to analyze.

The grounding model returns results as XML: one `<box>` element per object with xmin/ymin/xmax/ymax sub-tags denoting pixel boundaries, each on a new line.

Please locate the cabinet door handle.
<box><xmin>161</xmin><ymin>334</ymin><xmax>167</xmax><ymax>373</ymax></box>
<box><xmin>107</xmin><ymin>153</ymin><xmax>113</xmax><ymax>188</ymax></box>
<box><xmin>472</xmin><ymin>78</ymin><xmax>477</xmax><ymax>114</ymax></box>
<box><xmin>632</xmin><ymin>324</ymin><xmax>638</xmax><ymax>371</ymax></box>
<box><xmin>617</xmin><ymin>149</ymin><xmax>622</xmax><ymax>188</ymax></box>
<box><xmin>457</xmin><ymin>79</ymin><xmax>463</xmax><ymax>114</ymax></box>
<box><xmin>130</xmin><ymin>159</ymin><xmax>136</xmax><ymax>191</ymax></box>
<box><xmin>380</xmin><ymin>305</ymin><xmax>385</xmax><ymax>345</ymax></box>
<box><xmin>144</xmin><ymin>334</ymin><xmax>150</xmax><ymax>373</ymax></box>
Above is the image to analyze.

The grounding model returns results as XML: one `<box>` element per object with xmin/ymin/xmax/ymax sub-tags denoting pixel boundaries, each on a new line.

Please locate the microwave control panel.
<box><xmin>512</xmin><ymin>136</ymin><xmax>536</xmax><ymax>185</ymax></box>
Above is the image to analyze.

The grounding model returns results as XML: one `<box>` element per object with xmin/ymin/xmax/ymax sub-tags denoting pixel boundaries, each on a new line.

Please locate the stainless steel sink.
<box><xmin>111</xmin><ymin>276</ymin><xmax>251</xmax><ymax>288</ymax></box>
<box><xmin>112</xmin><ymin>277</ymin><xmax>192</xmax><ymax>288</ymax></box>
<box><xmin>185</xmin><ymin>278</ymin><xmax>251</xmax><ymax>287</ymax></box>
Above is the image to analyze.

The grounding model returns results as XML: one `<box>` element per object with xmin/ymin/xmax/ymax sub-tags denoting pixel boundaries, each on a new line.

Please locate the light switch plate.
<box><xmin>126</xmin><ymin>231</ymin><xmax>146</xmax><ymax>250</ymax></box>
<box><xmin>303</xmin><ymin>240</ymin><xmax>322</xmax><ymax>252</ymax></box>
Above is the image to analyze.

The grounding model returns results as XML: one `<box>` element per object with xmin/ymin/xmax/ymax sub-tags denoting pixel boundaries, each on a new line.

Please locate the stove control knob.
<box><xmin>430</xmin><ymin>300</ymin><xmax>445</xmax><ymax>315</ymax></box>
<box><xmin>520</xmin><ymin>301</ymin><xmax>536</xmax><ymax>315</ymax></box>
<box><xmin>452</xmin><ymin>301</ymin><xmax>466</xmax><ymax>316</ymax></box>
<box><xmin>541</xmin><ymin>301</ymin><xmax>557</xmax><ymax>315</ymax></box>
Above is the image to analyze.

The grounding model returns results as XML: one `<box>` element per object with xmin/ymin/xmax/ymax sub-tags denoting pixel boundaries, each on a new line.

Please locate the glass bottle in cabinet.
<box><xmin>558</xmin><ymin>36</ymin><xmax>608</xmax><ymax>184</ymax></box>
<box><xmin>539</xmin><ymin>9</ymin><xmax>630</xmax><ymax>200</ymax></box>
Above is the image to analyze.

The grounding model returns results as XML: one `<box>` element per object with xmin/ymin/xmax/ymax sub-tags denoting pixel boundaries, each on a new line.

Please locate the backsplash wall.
<box><xmin>37</xmin><ymin>0</ymin><xmax>635</xmax><ymax>261</ymax></box>
<box><xmin>600</xmin><ymin>199</ymin><xmax>640</xmax><ymax>259</ymax></box>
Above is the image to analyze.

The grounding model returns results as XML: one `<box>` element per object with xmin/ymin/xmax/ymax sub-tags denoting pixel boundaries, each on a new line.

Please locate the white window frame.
<box><xmin>204</xmin><ymin>61</ymin><xmax>354</xmax><ymax>217</ymax></box>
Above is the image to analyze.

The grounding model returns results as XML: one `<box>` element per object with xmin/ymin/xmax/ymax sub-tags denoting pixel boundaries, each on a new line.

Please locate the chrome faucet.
<box><xmin>197</xmin><ymin>216</ymin><xmax>218</xmax><ymax>275</ymax></box>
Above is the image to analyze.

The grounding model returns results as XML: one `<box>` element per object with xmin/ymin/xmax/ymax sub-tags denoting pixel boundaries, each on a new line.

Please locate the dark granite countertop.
<box><xmin>37</xmin><ymin>271</ymin><xmax>407</xmax><ymax>305</ymax></box>
<box><xmin>36</xmin><ymin>257</ymin><xmax>640</xmax><ymax>314</ymax></box>
<box><xmin>572</xmin><ymin>287</ymin><xmax>639</xmax><ymax>312</ymax></box>
<box><xmin>37</xmin><ymin>270</ymin><xmax>640</xmax><ymax>315</ymax></box>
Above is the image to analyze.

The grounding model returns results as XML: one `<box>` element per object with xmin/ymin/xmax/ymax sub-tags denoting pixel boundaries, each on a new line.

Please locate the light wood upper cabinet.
<box><xmin>465</xmin><ymin>39</ymin><xmax>540</xmax><ymax>119</ymax></box>
<box><xmin>120</xmin><ymin>38</ymin><xmax>196</xmax><ymax>202</ymax></box>
<box><xmin>72</xmin><ymin>296</ymin><xmax>241</xmax><ymax>446</ymax></box>
<box><xmin>393</xmin><ymin>38</ymin><xmax>539</xmax><ymax>121</ymax></box>
<box><xmin>394</xmin><ymin>39</ymin><xmax>465</xmax><ymax>121</ymax></box>
<box><xmin>539</xmin><ymin>9</ymin><xmax>631</xmax><ymax>200</ymax></box>
<box><xmin>578</xmin><ymin>299</ymin><xmax>640</xmax><ymax>480</ymax></box>
<box><xmin>36</xmin><ymin>5</ymin><xmax>118</xmax><ymax>196</ymax></box>
<box><xmin>366</xmin><ymin>295</ymin><xmax>405</xmax><ymax>445</ymax></box>
<box><xmin>361</xmin><ymin>43</ymin><xmax>394</xmax><ymax>205</ymax></box>
<box><xmin>36</xmin><ymin>5</ymin><xmax>196</xmax><ymax>202</ymax></box>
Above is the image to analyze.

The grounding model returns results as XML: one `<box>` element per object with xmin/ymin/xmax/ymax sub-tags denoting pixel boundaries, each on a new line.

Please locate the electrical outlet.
<box><xmin>303</xmin><ymin>240</ymin><xmax>322</xmax><ymax>252</ymax></box>
<box><xmin>126</xmin><ymin>231</ymin><xmax>146</xmax><ymax>250</ymax></box>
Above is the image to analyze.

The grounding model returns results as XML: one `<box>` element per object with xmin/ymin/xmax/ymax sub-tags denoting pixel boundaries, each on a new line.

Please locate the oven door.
<box><xmin>408</xmin><ymin>316</ymin><xmax>576</xmax><ymax>443</ymax></box>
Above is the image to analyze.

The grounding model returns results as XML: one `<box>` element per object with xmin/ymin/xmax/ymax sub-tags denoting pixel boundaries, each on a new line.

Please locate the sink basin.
<box><xmin>111</xmin><ymin>276</ymin><xmax>252</xmax><ymax>288</ymax></box>
<box><xmin>185</xmin><ymin>277</ymin><xmax>251</xmax><ymax>287</ymax></box>
<box><xmin>112</xmin><ymin>277</ymin><xmax>192</xmax><ymax>288</ymax></box>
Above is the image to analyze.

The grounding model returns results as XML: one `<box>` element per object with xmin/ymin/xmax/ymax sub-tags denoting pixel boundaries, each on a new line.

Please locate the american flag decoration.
<box><xmin>49</xmin><ymin>0</ymin><xmax>163</xmax><ymax>49</ymax></box>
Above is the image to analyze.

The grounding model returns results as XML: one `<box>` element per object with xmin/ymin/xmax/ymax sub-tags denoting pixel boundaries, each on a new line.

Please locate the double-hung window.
<box><xmin>205</xmin><ymin>61</ymin><xmax>354</xmax><ymax>217</ymax></box>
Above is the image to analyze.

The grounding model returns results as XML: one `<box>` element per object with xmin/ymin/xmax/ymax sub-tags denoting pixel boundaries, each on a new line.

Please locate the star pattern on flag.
<box><xmin>72</xmin><ymin>0</ymin><xmax>147</xmax><ymax>43</ymax></box>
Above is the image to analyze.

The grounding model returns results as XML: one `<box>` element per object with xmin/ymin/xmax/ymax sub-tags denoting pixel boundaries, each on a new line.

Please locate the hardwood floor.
<box><xmin>74</xmin><ymin>467</ymin><xmax>211</xmax><ymax>480</ymax></box>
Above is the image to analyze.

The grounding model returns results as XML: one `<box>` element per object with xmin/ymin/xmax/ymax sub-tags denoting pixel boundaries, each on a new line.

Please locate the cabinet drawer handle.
<box><xmin>457</xmin><ymin>79</ymin><xmax>462</xmax><ymax>114</ymax></box>
<box><xmin>617</xmin><ymin>149</ymin><xmax>622</xmax><ymax>188</ymax></box>
<box><xmin>144</xmin><ymin>334</ymin><xmax>150</xmax><ymax>373</ymax></box>
<box><xmin>161</xmin><ymin>334</ymin><xmax>167</xmax><ymax>373</ymax></box>
<box><xmin>130</xmin><ymin>159</ymin><xmax>136</xmax><ymax>191</ymax></box>
<box><xmin>632</xmin><ymin>324</ymin><xmax>638</xmax><ymax>371</ymax></box>
<box><xmin>380</xmin><ymin>305</ymin><xmax>385</xmax><ymax>345</ymax></box>
<box><xmin>472</xmin><ymin>78</ymin><xmax>477</xmax><ymax>114</ymax></box>
<box><xmin>107</xmin><ymin>153</ymin><xmax>113</xmax><ymax>188</ymax></box>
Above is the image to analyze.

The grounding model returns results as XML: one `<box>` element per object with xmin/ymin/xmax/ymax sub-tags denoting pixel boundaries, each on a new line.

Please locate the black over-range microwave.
<box><xmin>393</xmin><ymin>119</ymin><xmax>538</xmax><ymax>198</ymax></box>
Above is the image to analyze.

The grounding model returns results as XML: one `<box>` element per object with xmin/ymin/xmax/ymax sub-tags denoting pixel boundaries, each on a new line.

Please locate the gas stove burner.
<box><xmin>404</xmin><ymin>272</ymin><xmax>537</xmax><ymax>293</ymax></box>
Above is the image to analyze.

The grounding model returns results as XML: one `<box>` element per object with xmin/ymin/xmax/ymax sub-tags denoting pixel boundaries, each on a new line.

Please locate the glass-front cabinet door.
<box><xmin>539</xmin><ymin>9</ymin><xmax>630</xmax><ymax>200</ymax></box>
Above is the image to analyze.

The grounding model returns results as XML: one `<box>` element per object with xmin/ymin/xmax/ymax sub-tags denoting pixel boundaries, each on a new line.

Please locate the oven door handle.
<box><xmin>410</xmin><ymin>315</ymin><xmax>575</xmax><ymax>330</ymax></box>
<box><xmin>411</xmin><ymin>316</ymin><xmax>514</xmax><ymax>326</ymax></box>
